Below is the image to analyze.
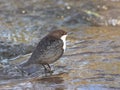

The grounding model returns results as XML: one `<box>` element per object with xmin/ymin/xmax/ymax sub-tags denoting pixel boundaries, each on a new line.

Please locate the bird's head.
<box><xmin>48</xmin><ymin>30</ymin><xmax>67</xmax><ymax>51</ymax></box>
<box><xmin>48</xmin><ymin>30</ymin><xmax>67</xmax><ymax>39</ymax></box>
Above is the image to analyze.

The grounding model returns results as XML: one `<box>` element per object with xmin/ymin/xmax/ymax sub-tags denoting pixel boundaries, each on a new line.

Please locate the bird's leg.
<box><xmin>47</xmin><ymin>64</ymin><xmax>51</xmax><ymax>71</ymax></box>
<box><xmin>42</xmin><ymin>64</ymin><xmax>48</xmax><ymax>76</ymax></box>
<box><xmin>42</xmin><ymin>64</ymin><xmax>53</xmax><ymax>76</ymax></box>
<box><xmin>46</xmin><ymin>64</ymin><xmax>53</xmax><ymax>75</ymax></box>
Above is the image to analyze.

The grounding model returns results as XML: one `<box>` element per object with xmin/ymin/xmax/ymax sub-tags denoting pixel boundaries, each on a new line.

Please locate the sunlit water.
<box><xmin>0</xmin><ymin>0</ymin><xmax>120</xmax><ymax>90</ymax></box>
<box><xmin>0</xmin><ymin>26</ymin><xmax>120</xmax><ymax>90</ymax></box>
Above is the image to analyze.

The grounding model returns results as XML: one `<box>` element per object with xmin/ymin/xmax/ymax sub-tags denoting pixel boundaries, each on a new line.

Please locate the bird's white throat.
<box><xmin>60</xmin><ymin>35</ymin><xmax>67</xmax><ymax>51</ymax></box>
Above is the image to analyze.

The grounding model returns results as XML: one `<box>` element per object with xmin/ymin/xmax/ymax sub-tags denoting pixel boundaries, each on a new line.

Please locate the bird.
<box><xmin>20</xmin><ymin>30</ymin><xmax>67</xmax><ymax>75</ymax></box>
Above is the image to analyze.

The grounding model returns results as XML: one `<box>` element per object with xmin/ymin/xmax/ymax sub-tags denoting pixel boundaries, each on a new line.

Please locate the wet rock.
<box><xmin>62</xmin><ymin>13</ymin><xmax>92</xmax><ymax>27</ymax></box>
<box><xmin>80</xmin><ymin>0</ymin><xmax>120</xmax><ymax>26</ymax></box>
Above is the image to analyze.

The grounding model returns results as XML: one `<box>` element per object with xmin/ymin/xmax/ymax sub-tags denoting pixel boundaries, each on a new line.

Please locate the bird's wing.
<box><xmin>28</xmin><ymin>36</ymin><xmax>63</xmax><ymax>64</ymax></box>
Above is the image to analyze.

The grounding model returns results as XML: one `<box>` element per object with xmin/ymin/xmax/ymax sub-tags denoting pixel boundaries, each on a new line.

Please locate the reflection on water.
<box><xmin>0</xmin><ymin>74</ymin><xmax>65</xmax><ymax>90</ymax></box>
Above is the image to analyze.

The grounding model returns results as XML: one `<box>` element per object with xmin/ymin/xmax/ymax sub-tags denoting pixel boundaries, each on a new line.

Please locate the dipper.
<box><xmin>21</xmin><ymin>30</ymin><xmax>67</xmax><ymax>75</ymax></box>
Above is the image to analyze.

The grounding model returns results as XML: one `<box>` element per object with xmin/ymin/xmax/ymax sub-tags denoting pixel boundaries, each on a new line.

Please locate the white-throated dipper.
<box><xmin>20</xmin><ymin>30</ymin><xmax>67</xmax><ymax>75</ymax></box>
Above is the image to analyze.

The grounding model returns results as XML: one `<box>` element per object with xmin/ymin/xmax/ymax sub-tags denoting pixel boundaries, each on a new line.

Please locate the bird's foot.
<box><xmin>44</xmin><ymin>69</ymin><xmax>54</xmax><ymax>76</ymax></box>
<box><xmin>48</xmin><ymin>70</ymin><xmax>53</xmax><ymax>75</ymax></box>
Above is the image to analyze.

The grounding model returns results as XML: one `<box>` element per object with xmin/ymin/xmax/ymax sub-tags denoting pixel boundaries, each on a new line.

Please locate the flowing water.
<box><xmin>0</xmin><ymin>0</ymin><xmax>120</xmax><ymax>90</ymax></box>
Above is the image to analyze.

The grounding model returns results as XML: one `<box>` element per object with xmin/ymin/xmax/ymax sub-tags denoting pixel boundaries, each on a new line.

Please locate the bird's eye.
<box><xmin>63</xmin><ymin>33</ymin><xmax>65</xmax><ymax>35</ymax></box>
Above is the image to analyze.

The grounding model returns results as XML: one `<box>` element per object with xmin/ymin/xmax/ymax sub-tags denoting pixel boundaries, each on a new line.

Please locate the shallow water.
<box><xmin>0</xmin><ymin>0</ymin><xmax>120</xmax><ymax>90</ymax></box>
<box><xmin>0</xmin><ymin>26</ymin><xmax>120</xmax><ymax>90</ymax></box>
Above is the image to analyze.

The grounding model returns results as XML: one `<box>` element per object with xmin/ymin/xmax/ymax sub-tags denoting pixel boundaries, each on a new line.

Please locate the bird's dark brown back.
<box><xmin>27</xmin><ymin>35</ymin><xmax>64</xmax><ymax>65</ymax></box>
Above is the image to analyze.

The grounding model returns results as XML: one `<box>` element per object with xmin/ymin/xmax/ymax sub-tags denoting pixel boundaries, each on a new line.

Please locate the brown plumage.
<box><xmin>20</xmin><ymin>30</ymin><xmax>67</xmax><ymax>75</ymax></box>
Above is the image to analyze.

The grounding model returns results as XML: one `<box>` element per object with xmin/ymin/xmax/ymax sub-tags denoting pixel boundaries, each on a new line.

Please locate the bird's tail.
<box><xmin>19</xmin><ymin>60</ymin><xmax>31</xmax><ymax>68</ymax></box>
<box><xmin>16</xmin><ymin>60</ymin><xmax>32</xmax><ymax>76</ymax></box>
